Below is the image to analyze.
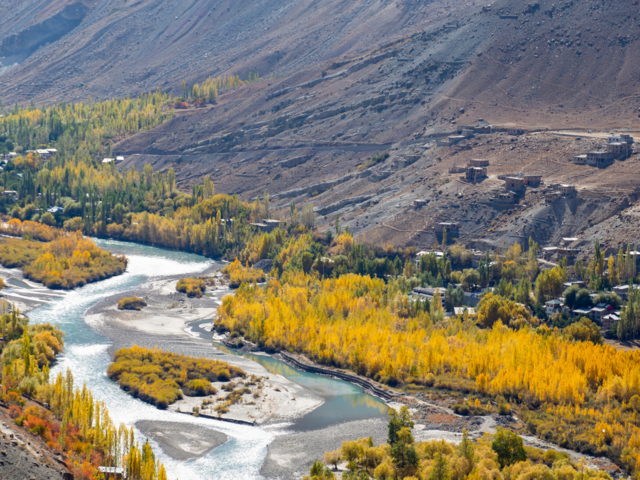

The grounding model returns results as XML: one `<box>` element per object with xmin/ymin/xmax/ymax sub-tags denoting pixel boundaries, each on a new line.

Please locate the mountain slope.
<box><xmin>2</xmin><ymin>0</ymin><xmax>640</xmax><ymax>252</ymax></box>
<box><xmin>0</xmin><ymin>0</ymin><xmax>466</xmax><ymax>103</ymax></box>
<box><xmin>438</xmin><ymin>0</ymin><xmax>640</xmax><ymax>128</ymax></box>
<box><xmin>111</xmin><ymin>0</ymin><xmax>640</xmax><ymax>252</ymax></box>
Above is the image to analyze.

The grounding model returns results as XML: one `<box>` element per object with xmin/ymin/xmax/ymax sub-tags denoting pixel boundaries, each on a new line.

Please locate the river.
<box><xmin>24</xmin><ymin>239</ymin><xmax>387</xmax><ymax>480</ymax></box>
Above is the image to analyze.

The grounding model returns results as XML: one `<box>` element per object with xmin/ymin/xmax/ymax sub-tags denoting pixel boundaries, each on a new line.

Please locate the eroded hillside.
<box><xmin>0</xmin><ymin>0</ymin><xmax>466</xmax><ymax>103</ymax></box>
<box><xmin>1</xmin><ymin>0</ymin><xmax>639</xmax><ymax>255</ymax></box>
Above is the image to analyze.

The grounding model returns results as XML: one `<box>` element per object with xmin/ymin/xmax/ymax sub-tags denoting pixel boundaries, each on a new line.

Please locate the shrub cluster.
<box><xmin>117</xmin><ymin>296</ymin><xmax>147</xmax><ymax>310</ymax></box>
<box><xmin>176</xmin><ymin>277</ymin><xmax>206</xmax><ymax>297</ymax></box>
<box><xmin>107</xmin><ymin>346</ymin><xmax>244</xmax><ymax>408</ymax></box>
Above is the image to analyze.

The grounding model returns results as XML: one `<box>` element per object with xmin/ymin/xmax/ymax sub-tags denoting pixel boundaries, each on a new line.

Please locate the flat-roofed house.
<box><xmin>504</xmin><ymin>176</ymin><xmax>525</xmax><ymax>191</ymax></box>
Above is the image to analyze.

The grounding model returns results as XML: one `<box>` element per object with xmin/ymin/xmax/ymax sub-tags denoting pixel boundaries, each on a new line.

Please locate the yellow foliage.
<box><xmin>218</xmin><ymin>271</ymin><xmax>640</xmax><ymax>408</ymax></box>
<box><xmin>223</xmin><ymin>259</ymin><xmax>266</xmax><ymax>288</ymax></box>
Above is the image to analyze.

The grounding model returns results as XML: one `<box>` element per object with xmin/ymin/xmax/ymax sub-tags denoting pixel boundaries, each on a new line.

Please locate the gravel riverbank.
<box><xmin>136</xmin><ymin>420</ymin><xmax>228</xmax><ymax>461</ymax></box>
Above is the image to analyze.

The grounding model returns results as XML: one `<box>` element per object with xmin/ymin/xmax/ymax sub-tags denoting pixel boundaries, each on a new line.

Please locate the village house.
<box><xmin>573</xmin><ymin>154</ymin><xmax>587</xmax><ymax>165</ymax></box>
<box><xmin>559</xmin><ymin>184</ymin><xmax>576</xmax><ymax>195</ymax></box>
<box><xmin>98</xmin><ymin>466</ymin><xmax>125</xmax><ymax>480</ymax></box>
<box><xmin>474</xmin><ymin>125</ymin><xmax>493</xmax><ymax>133</ymax></box>
<box><xmin>448</xmin><ymin>135</ymin><xmax>467</xmax><ymax>144</ymax></box>
<box><xmin>435</xmin><ymin>222</ymin><xmax>459</xmax><ymax>237</ymax></box>
<box><xmin>607</xmin><ymin>142</ymin><xmax>630</xmax><ymax>157</ymax></box>
<box><xmin>495</xmin><ymin>191</ymin><xmax>517</xmax><ymax>203</ymax></box>
<box><xmin>36</xmin><ymin>149</ymin><xmax>52</xmax><ymax>157</ymax></box>
<box><xmin>250</xmin><ymin>219</ymin><xmax>280</xmax><ymax>233</ymax></box>
<box><xmin>557</xmin><ymin>246</ymin><xmax>577</xmax><ymax>259</ymax></box>
<box><xmin>602</xmin><ymin>313</ymin><xmax>620</xmax><ymax>331</ymax></box>
<box><xmin>563</xmin><ymin>280</ymin><xmax>585</xmax><ymax>289</ymax></box>
<box><xmin>466</xmin><ymin>166</ymin><xmax>487</xmax><ymax>182</ymax></box>
<box><xmin>587</xmin><ymin>151</ymin><xmax>614</xmax><ymax>168</ymax></box>
<box><xmin>613</xmin><ymin>284</ymin><xmax>639</xmax><ymax>300</ymax></box>
<box><xmin>468</xmin><ymin>159</ymin><xmax>490</xmax><ymax>168</ymax></box>
<box><xmin>414</xmin><ymin>251</ymin><xmax>444</xmax><ymax>268</ymax></box>
<box><xmin>590</xmin><ymin>305</ymin><xmax>615</xmax><ymax>324</ymax></box>
<box><xmin>545</xmin><ymin>299</ymin><xmax>566</xmax><ymax>317</ymax></box>
<box><xmin>524</xmin><ymin>174</ymin><xmax>542</xmax><ymax>186</ymax></box>
<box><xmin>508</xmin><ymin>128</ymin><xmax>525</xmax><ymax>135</ymax></box>
<box><xmin>412</xmin><ymin>287</ymin><xmax>446</xmax><ymax>307</ymax></box>
<box><xmin>449</xmin><ymin>166</ymin><xmax>467</xmax><ymax>174</ymax></box>
<box><xmin>454</xmin><ymin>307</ymin><xmax>477</xmax><ymax>317</ymax></box>
<box><xmin>572</xmin><ymin>308</ymin><xmax>592</xmax><ymax>318</ymax></box>
<box><xmin>504</xmin><ymin>176</ymin><xmax>525</xmax><ymax>191</ymax></box>
<box><xmin>608</xmin><ymin>133</ymin><xmax>634</xmax><ymax>145</ymax></box>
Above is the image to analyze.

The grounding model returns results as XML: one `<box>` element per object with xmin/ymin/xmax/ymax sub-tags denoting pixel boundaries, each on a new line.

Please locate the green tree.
<box><xmin>565</xmin><ymin>317</ymin><xmax>603</xmax><ymax>344</ymax></box>
<box><xmin>40</xmin><ymin>212</ymin><xmax>56</xmax><ymax>226</ymax></box>
<box><xmin>21</xmin><ymin>328</ymin><xmax>31</xmax><ymax>374</ymax></box>
<box><xmin>387</xmin><ymin>406</ymin><xmax>414</xmax><ymax>445</ymax></box>
<box><xmin>310</xmin><ymin>459</ymin><xmax>324</xmax><ymax>477</ymax></box>
<box><xmin>301</xmin><ymin>252</ymin><xmax>314</xmax><ymax>274</ymax></box>
<box><xmin>459</xmin><ymin>429</ymin><xmax>475</xmax><ymax>464</ymax></box>
<box><xmin>491</xmin><ymin>428</ymin><xmax>527</xmax><ymax>468</ymax></box>
<box><xmin>619</xmin><ymin>283</ymin><xmax>640</xmax><ymax>340</ymax></box>
<box><xmin>515</xmin><ymin>276</ymin><xmax>531</xmax><ymax>305</ymax></box>
<box><xmin>534</xmin><ymin>266</ymin><xmax>567</xmax><ymax>303</ymax></box>
<box><xmin>390</xmin><ymin>427</ymin><xmax>419</xmax><ymax>478</ymax></box>
<box><xmin>143</xmin><ymin>163</ymin><xmax>154</xmax><ymax>190</ymax></box>
<box><xmin>167</xmin><ymin>168</ymin><xmax>176</xmax><ymax>194</ymax></box>
<box><xmin>428</xmin><ymin>452</ymin><xmax>450</xmax><ymax>480</ymax></box>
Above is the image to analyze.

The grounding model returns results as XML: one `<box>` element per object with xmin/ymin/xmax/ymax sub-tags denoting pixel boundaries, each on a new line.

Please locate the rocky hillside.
<box><xmin>1</xmin><ymin>0</ymin><xmax>639</xmax><ymax>254</ymax></box>
<box><xmin>0</xmin><ymin>0</ymin><xmax>466</xmax><ymax>103</ymax></box>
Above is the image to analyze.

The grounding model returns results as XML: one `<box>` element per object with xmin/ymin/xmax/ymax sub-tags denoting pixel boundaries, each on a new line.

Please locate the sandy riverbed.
<box><xmin>85</xmin><ymin>275</ymin><xmax>324</xmax><ymax>428</ymax></box>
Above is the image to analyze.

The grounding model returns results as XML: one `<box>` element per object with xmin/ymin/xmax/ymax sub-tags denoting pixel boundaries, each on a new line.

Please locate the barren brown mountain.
<box><xmin>1</xmin><ymin>0</ymin><xmax>639</xmax><ymax>254</ymax></box>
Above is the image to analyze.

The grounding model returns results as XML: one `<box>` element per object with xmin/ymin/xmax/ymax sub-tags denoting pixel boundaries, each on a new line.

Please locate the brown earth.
<box><xmin>1</xmin><ymin>0</ymin><xmax>639</xmax><ymax>252</ymax></box>
<box><xmin>0</xmin><ymin>0</ymin><xmax>468</xmax><ymax>103</ymax></box>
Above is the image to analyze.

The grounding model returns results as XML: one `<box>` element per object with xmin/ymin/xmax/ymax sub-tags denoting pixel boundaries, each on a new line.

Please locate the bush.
<box><xmin>184</xmin><ymin>379</ymin><xmax>216</xmax><ymax>396</ymax></box>
<box><xmin>452</xmin><ymin>404</ymin><xmax>470</xmax><ymax>416</ymax></box>
<box><xmin>424</xmin><ymin>373</ymin><xmax>436</xmax><ymax>387</ymax></box>
<box><xmin>117</xmin><ymin>296</ymin><xmax>147</xmax><ymax>311</ymax></box>
<box><xmin>176</xmin><ymin>278</ymin><xmax>206</xmax><ymax>297</ymax></box>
